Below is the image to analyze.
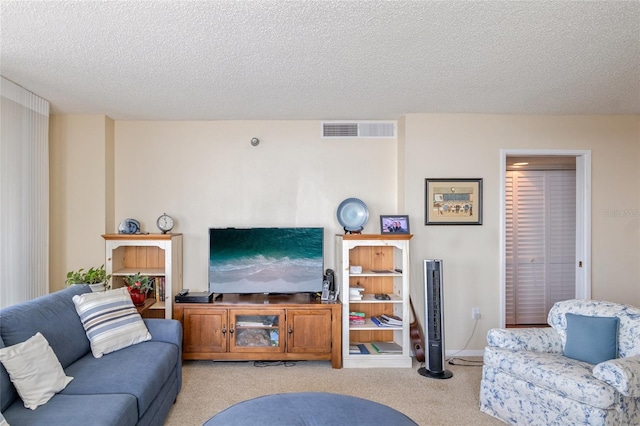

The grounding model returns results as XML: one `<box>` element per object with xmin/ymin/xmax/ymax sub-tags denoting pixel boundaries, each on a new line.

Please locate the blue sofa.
<box><xmin>0</xmin><ymin>285</ymin><xmax>182</xmax><ymax>425</ymax></box>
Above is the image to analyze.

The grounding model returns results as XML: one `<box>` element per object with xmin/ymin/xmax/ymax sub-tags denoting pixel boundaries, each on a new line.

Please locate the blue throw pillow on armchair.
<box><xmin>563</xmin><ymin>313</ymin><xmax>619</xmax><ymax>364</ymax></box>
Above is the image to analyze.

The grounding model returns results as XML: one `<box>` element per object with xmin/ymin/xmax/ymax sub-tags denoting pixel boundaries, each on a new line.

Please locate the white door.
<box><xmin>500</xmin><ymin>150</ymin><xmax>591</xmax><ymax>328</ymax></box>
<box><xmin>505</xmin><ymin>170</ymin><xmax>576</xmax><ymax>325</ymax></box>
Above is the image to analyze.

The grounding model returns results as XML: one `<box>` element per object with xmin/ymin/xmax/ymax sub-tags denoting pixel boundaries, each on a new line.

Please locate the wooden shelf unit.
<box><xmin>103</xmin><ymin>233</ymin><xmax>183</xmax><ymax>319</ymax></box>
<box><xmin>174</xmin><ymin>293</ymin><xmax>342</xmax><ymax>368</ymax></box>
<box><xmin>337</xmin><ymin>234</ymin><xmax>413</xmax><ymax>368</ymax></box>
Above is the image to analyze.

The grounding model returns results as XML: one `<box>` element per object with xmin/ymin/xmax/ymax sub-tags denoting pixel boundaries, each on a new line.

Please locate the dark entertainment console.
<box><xmin>173</xmin><ymin>293</ymin><xmax>342</xmax><ymax>368</ymax></box>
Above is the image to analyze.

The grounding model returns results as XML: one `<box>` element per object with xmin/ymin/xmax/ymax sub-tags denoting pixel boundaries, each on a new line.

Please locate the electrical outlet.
<box><xmin>471</xmin><ymin>307</ymin><xmax>481</xmax><ymax>320</ymax></box>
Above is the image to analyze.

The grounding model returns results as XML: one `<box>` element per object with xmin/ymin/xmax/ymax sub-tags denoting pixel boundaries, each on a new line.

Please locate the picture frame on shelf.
<box><xmin>380</xmin><ymin>215</ymin><xmax>410</xmax><ymax>234</ymax></box>
<box><xmin>425</xmin><ymin>178</ymin><xmax>483</xmax><ymax>225</ymax></box>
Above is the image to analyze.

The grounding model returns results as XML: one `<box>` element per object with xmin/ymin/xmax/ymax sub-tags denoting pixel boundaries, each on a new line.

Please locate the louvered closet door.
<box><xmin>505</xmin><ymin>170</ymin><xmax>576</xmax><ymax>325</ymax></box>
<box><xmin>546</xmin><ymin>171</ymin><xmax>576</xmax><ymax>307</ymax></box>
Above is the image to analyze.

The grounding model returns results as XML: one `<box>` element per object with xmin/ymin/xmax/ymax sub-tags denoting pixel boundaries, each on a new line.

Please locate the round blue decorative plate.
<box><xmin>118</xmin><ymin>218</ymin><xmax>140</xmax><ymax>234</ymax></box>
<box><xmin>337</xmin><ymin>198</ymin><xmax>369</xmax><ymax>233</ymax></box>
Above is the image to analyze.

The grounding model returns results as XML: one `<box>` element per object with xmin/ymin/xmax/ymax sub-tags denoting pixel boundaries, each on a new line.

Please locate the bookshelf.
<box><xmin>336</xmin><ymin>234</ymin><xmax>412</xmax><ymax>368</ymax></box>
<box><xmin>102</xmin><ymin>233</ymin><xmax>183</xmax><ymax>319</ymax></box>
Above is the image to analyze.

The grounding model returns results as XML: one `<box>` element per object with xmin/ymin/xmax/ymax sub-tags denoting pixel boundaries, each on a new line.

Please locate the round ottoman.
<box><xmin>204</xmin><ymin>392</ymin><xmax>418</xmax><ymax>426</ymax></box>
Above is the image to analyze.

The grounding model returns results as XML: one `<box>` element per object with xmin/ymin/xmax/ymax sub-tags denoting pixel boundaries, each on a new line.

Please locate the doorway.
<box><xmin>506</xmin><ymin>159</ymin><xmax>575</xmax><ymax>325</ymax></box>
<box><xmin>499</xmin><ymin>150</ymin><xmax>591</xmax><ymax>328</ymax></box>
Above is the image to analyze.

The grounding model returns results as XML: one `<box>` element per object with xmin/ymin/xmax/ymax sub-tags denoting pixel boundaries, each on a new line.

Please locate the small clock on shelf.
<box><xmin>156</xmin><ymin>213</ymin><xmax>174</xmax><ymax>234</ymax></box>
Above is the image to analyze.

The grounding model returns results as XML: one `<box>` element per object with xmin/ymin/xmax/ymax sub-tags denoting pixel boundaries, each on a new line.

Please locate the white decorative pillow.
<box><xmin>0</xmin><ymin>332</ymin><xmax>73</xmax><ymax>410</ymax></box>
<box><xmin>72</xmin><ymin>287</ymin><xmax>151</xmax><ymax>358</ymax></box>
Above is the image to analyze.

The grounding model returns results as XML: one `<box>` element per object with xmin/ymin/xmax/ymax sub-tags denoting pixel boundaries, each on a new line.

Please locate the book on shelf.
<box><xmin>371</xmin><ymin>341</ymin><xmax>402</xmax><ymax>353</ymax></box>
<box><xmin>153</xmin><ymin>277</ymin><xmax>165</xmax><ymax>301</ymax></box>
<box><xmin>370</xmin><ymin>316</ymin><xmax>395</xmax><ymax>327</ymax></box>
<box><xmin>380</xmin><ymin>314</ymin><xmax>403</xmax><ymax>325</ymax></box>
<box><xmin>349</xmin><ymin>311</ymin><xmax>365</xmax><ymax>317</ymax></box>
<box><xmin>152</xmin><ymin>277</ymin><xmax>157</xmax><ymax>300</ymax></box>
<box><xmin>349</xmin><ymin>317</ymin><xmax>365</xmax><ymax>325</ymax></box>
<box><xmin>236</xmin><ymin>321</ymin><xmax>265</xmax><ymax>327</ymax></box>
<box><xmin>349</xmin><ymin>343</ymin><xmax>370</xmax><ymax>354</ymax></box>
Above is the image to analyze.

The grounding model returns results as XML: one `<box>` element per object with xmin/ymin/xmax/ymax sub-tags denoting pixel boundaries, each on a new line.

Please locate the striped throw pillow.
<box><xmin>72</xmin><ymin>287</ymin><xmax>151</xmax><ymax>358</ymax></box>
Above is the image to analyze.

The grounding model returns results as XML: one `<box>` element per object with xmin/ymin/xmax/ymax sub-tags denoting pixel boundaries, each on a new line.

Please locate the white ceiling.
<box><xmin>2</xmin><ymin>1</ymin><xmax>639</xmax><ymax>121</ymax></box>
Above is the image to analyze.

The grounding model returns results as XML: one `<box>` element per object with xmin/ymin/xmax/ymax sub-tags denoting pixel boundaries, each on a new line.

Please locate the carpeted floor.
<box><xmin>165</xmin><ymin>358</ymin><xmax>503</xmax><ymax>426</ymax></box>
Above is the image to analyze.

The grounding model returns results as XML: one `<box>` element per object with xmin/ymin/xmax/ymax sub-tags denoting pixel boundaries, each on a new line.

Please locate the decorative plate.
<box><xmin>337</xmin><ymin>198</ymin><xmax>369</xmax><ymax>233</ymax></box>
<box><xmin>118</xmin><ymin>218</ymin><xmax>141</xmax><ymax>234</ymax></box>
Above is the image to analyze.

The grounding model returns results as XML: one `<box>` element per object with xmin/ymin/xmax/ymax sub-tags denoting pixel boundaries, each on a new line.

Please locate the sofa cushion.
<box><xmin>0</xmin><ymin>335</ymin><xmax>17</xmax><ymax>413</ymax></box>
<box><xmin>486</xmin><ymin>327</ymin><xmax>563</xmax><ymax>353</ymax></box>
<box><xmin>564</xmin><ymin>313</ymin><xmax>619</xmax><ymax>364</ymax></box>
<box><xmin>480</xmin><ymin>367</ymin><xmax>614</xmax><ymax>426</ymax></box>
<box><xmin>2</xmin><ymin>393</ymin><xmax>138</xmax><ymax>426</ymax></box>
<box><xmin>0</xmin><ymin>332</ymin><xmax>73</xmax><ymax>410</ymax></box>
<box><xmin>72</xmin><ymin>287</ymin><xmax>151</xmax><ymax>358</ymax></box>
<box><xmin>548</xmin><ymin>299</ymin><xmax>640</xmax><ymax>358</ymax></box>
<box><xmin>61</xmin><ymin>340</ymin><xmax>178</xmax><ymax>417</ymax></box>
<box><xmin>0</xmin><ymin>285</ymin><xmax>92</xmax><ymax>369</ymax></box>
<box><xmin>484</xmin><ymin>346</ymin><xmax>616</xmax><ymax>409</ymax></box>
<box><xmin>593</xmin><ymin>356</ymin><xmax>640</xmax><ymax>397</ymax></box>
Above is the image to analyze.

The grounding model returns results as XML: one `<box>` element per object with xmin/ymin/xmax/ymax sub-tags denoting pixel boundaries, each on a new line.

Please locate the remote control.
<box><xmin>177</xmin><ymin>289</ymin><xmax>189</xmax><ymax>296</ymax></box>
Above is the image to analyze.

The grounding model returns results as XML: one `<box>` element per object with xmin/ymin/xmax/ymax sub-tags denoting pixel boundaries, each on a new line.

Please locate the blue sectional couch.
<box><xmin>0</xmin><ymin>285</ymin><xmax>182</xmax><ymax>425</ymax></box>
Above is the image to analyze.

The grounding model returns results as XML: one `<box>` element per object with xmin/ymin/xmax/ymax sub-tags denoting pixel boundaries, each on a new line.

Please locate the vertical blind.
<box><xmin>505</xmin><ymin>170</ymin><xmax>576</xmax><ymax>325</ymax></box>
<box><xmin>0</xmin><ymin>77</ymin><xmax>50</xmax><ymax>308</ymax></box>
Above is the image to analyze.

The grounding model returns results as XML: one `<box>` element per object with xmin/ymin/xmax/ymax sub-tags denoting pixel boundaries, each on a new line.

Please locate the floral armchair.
<box><xmin>479</xmin><ymin>299</ymin><xmax>640</xmax><ymax>425</ymax></box>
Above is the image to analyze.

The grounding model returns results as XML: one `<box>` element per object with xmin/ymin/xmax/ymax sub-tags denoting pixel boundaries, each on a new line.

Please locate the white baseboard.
<box><xmin>445</xmin><ymin>349</ymin><xmax>485</xmax><ymax>357</ymax></box>
<box><xmin>409</xmin><ymin>348</ymin><xmax>485</xmax><ymax>359</ymax></box>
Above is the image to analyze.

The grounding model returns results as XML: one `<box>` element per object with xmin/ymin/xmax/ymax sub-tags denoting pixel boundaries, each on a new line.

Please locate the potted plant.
<box><xmin>66</xmin><ymin>264</ymin><xmax>112</xmax><ymax>292</ymax></box>
<box><xmin>122</xmin><ymin>272</ymin><xmax>153</xmax><ymax>306</ymax></box>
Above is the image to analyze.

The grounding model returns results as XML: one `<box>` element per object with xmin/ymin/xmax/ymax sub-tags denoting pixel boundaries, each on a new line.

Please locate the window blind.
<box><xmin>0</xmin><ymin>77</ymin><xmax>50</xmax><ymax>308</ymax></box>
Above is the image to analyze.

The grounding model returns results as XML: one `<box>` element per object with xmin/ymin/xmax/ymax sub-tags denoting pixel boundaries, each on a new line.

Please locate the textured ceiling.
<box><xmin>1</xmin><ymin>1</ymin><xmax>639</xmax><ymax>120</ymax></box>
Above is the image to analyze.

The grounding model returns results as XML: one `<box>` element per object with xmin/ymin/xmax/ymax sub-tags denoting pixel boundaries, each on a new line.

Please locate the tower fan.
<box><xmin>418</xmin><ymin>259</ymin><xmax>453</xmax><ymax>379</ymax></box>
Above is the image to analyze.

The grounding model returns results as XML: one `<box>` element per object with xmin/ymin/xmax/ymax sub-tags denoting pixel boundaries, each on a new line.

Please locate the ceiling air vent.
<box><xmin>322</xmin><ymin>121</ymin><xmax>396</xmax><ymax>138</ymax></box>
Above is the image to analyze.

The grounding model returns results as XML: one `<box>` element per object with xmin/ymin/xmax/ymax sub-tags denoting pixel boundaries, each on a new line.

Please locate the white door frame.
<box><xmin>499</xmin><ymin>149</ymin><xmax>591</xmax><ymax>327</ymax></box>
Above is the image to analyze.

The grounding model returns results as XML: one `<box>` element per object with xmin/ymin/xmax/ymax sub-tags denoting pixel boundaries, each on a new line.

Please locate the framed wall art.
<box><xmin>380</xmin><ymin>215</ymin><xmax>410</xmax><ymax>234</ymax></box>
<box><xmin>425</xmin><ymin>178</ymin><xmax>483</xmax><ymax>225</ymax></box>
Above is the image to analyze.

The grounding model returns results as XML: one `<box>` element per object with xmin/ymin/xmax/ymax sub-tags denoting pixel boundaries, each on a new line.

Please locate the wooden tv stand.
<box><xmin>173</xmin><ymin>293</ymin><xmax>342</xmax><ymax>368</ymax></box>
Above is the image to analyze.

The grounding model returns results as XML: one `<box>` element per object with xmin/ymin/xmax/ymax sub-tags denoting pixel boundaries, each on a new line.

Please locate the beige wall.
<box><xmin>49</xmin><ymin>114</ymin><xmax>639</xmax><ymax>352</ymax></box>
<box><xmin>49</xmin><ymin>114</ymin><xmax>113</xmax><ymax>290</ymax></box>
<box><xmin>402</xmin><ymin>114</ymin><xmax>640</xmax><ymax>351</ymax></box>
<box><xmin>114</xmin><ymin>120</ymin><xmax>397</xmax><ymax>291</ymax></box>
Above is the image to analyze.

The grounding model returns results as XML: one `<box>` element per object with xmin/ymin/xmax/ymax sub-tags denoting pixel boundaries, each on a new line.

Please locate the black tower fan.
<box><xmin>418</xmin><ymin>259</ymin><xmax>453</xmax><ymax>379</ymax></box>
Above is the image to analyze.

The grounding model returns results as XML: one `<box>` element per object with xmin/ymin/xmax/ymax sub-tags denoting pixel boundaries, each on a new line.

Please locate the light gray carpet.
<box><xmin>165</xmin><ymin>358</ymin><xmax>504</xmax><ymax>426</ymax></box>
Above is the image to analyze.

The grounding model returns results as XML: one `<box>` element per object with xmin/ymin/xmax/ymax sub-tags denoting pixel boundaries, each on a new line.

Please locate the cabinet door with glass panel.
<box><xmin>229</xmin><ymin>309</ymin><xmax>285</xmax><ymax>353</ymax></box>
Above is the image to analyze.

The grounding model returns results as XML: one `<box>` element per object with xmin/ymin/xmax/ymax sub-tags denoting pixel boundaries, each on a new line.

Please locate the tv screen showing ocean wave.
<box><xmin>209</xmin><ymin>227</ymin><xmax>324</xmax><ymax>294</ymax></box>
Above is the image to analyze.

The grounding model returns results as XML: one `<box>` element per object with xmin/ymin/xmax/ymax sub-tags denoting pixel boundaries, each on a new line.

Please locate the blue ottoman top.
<box><xmin>204</xmin><ymin>392</ymin><xmax>418</xmax><ymax>426</ymax></box>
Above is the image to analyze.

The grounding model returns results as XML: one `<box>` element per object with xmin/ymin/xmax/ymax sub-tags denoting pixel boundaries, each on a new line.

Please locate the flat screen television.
<box><xmin>208</xmin><ymin>227</ymin><xmax>324</xmax><ymax>295</ymax></box>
